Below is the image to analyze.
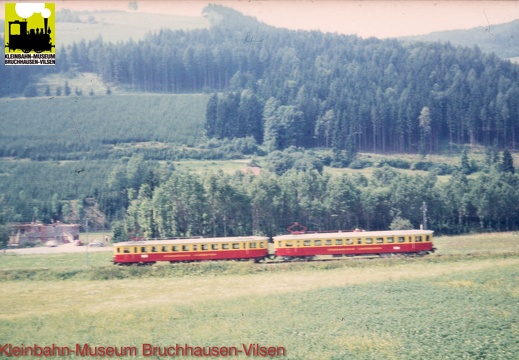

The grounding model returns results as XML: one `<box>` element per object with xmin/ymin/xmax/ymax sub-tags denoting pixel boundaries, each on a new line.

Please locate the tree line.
<box><xmin>117</xmin><ymin>152</ymin><xmax>517</xmax><ymax>241</ymax></box>
<box><xmin>1</xmin><ymin>149</ymin><xmax>516</xmax><ymax>239</ymax></box>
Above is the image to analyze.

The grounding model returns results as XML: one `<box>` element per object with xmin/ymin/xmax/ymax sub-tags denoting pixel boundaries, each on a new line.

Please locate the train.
<box><xmin>113</xmin><ymin>225</ymin><xmax>435</xmax><ymax>265</ymax></box>
<box><xmin>6</xmin><ymin>18</ymin><xmax>54</xmax><ymax>53</ymax></box>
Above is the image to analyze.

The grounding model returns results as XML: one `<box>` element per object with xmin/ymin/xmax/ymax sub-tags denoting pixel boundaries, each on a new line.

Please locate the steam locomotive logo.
<box><xmin>4</xmin><ymin>3</ymin><xmax>55</xmax><ymax>54</ymax></box>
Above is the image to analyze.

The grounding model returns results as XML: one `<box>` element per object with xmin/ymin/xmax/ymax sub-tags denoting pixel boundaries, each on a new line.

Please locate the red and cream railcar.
<box><xmin>113</xmin><ymin>236</ymin><xmax>269</xmax><ymax>265</ymax></box>
<box><xmin>273</xmin><ymin>229</ymin><xmax>434</xmax><ymax>260</ymax></box>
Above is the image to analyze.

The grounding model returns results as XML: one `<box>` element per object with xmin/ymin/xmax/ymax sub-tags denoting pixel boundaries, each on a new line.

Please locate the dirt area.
<box><xmin>5</xmin><ymin>242</ymin><xmax>112</xmax><ymax>255</ymax></box>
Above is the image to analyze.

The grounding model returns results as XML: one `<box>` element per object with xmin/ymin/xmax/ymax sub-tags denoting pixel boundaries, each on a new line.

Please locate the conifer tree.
<box><xmin>501</xmin><ymin>149</ymin><xmax>515</xmax><ymax>174</ymax></box>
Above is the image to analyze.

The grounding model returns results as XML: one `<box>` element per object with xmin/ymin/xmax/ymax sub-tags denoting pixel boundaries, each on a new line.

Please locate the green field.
<box><xmin>1</xmin><ymin>234</ymin><xmax>518</xmax><ymax>359</ymax></box>
<box><xmin>0</xmin><ymin>93</ymin><xmax>209</xmax><ymax>159</ymax></box>
<box><xmin>56</xmin><ymin>11</ymin><xmax>209</xmax><ymax>46</ymax></box>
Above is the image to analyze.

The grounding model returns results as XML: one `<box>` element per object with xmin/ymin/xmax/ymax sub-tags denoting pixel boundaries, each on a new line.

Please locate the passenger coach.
<box><xmin>273</xmin><ymin>229</ymin><xmax>434</xmax><ymax>260</ymax></box>
<box><xmin>113</xmin><ymin>236</ymin><xmax>269</xmax><ymax>265</ymax></box>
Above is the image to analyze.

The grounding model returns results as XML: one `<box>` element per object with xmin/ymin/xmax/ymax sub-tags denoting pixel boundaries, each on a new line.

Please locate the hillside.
<box><xmin>55</xmin><ymin>10</ymin><xmax>209</xmax><ymax>46</ymax></box>
<box><xmin>4</xmin><ymin>4</ymin><xmax>517</xmax><ymax>155</ymax></box>
<box><xmin>400</xmin><ymin>19</ymin><xmax>519</xmax><ymax>60</ymax></box>
<box><xmin>2</xmin><ymin>6</ymin><xmax>519</xmax><ymax>235</ymax></box>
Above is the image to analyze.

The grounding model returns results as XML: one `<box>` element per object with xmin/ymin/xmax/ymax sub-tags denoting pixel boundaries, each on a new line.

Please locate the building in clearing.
<box><xmin>9</xmin><ymin>222</ymin><xmax>80</xmax><ymax>246</ymax></box>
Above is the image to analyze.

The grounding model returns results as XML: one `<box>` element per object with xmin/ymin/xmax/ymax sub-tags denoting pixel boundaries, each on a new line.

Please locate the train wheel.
<box><xmin>35</xmin><ymin>49</ymin><xmax>43</xmax><ymax>53</ymax></box>
<box><xmin>22</xmin><ymin>49</ymin><xmax>31</xmax><ymax>53</ymax></box>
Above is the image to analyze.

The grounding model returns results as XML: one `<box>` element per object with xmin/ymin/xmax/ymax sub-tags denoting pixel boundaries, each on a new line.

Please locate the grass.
<box><xmin>34</xmin><ymin>72</ymin><xmax>109</xmax><ymax>98</ymax></box>
<box><xmin>173</xmin><ymin>159</ymin><xmax>252</xmax><ymax>174</ymax></box>
<box><xmin>0</xmin><ymin>256</ymin><xmax>518</xmax><ymax>359</ymax></box>
<box><xmin>79</xmin><ymin>231</ymin><xmax>111</xmax><ymax>243</ymax></box>
<box><xmin>1</xmin><ymin>231</ymin><xmax>518</xmax><ymax>277</ymax></box>
<box><xmin>434</xmin><ymin>232</ymin><xmax>519</xmax><ymax>255</ymax></box>
<box><xmin>0</xmin><ymin>251</ymin><xmax>112</xmax><ymax>270</ymax></box>
<box><xmin>323</xmin><ymin>150</ymin><xmax>519</xmax><ymax>181</ymax></box>
<box><xmin>1</xmin><ymin>233</ymin><xmax>518</xmax><ymax>358</ymax></box>
<box><xmin>56</xmin><ymin>11</ymin><xmax>209</xmax><ymax>46</ymax></box>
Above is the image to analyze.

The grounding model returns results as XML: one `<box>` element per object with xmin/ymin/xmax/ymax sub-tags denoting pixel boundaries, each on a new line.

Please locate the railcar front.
<box><xmin>273</xmin><ymin>230</ymin><xmax>434</xmax><ymax>260</ymax></box>
<box><xmin>113</xmin><ymin>236</ymin><xmax>269</xmax><ymax>265</ymax></box>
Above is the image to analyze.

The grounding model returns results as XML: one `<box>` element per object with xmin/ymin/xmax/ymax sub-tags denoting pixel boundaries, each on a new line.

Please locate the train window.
<box><xmin>387</xmin><ymin>237</ymin><xmax>394</xmax><ymax>243</ymax></box>
<box><xmin>346</xmin><ymin>239</ymin><xmax>353</xmax><ymax>245</ymax></box>
<box><xmin>133</xmin><ymin>247</ymin><xmax>137</xmax><ymax>253</ymax></box>
<box><xmin>201</xmin><ymin>244</ymin><xmax>208</xmax><ymax>250</ymax></box>
<box><xmin>415</xmin><ymin>236</ymin><xmax>422</xmax><ymax>242</ymax></box>
<box><xmin>182</xmin><ymin>245</ymin><xmax>189</xmax><ymax>252</ymax></box>
<box><xmin>161</xmin><ymin>246</ymin><xmax>168</xmax><ymax>252</ymax></box>
<box><xmin>212</xmin><ymin>244</ymin><xmax>219</xmax><ymax>250</ymax></box>
<box><xmin>193</xmin><ymin>245</ymin><xmax>198</xmax><ymax>251</ymax></box>
<box><xmin>304</xmin><ymin>240</ymin><xmax>311</xmax><ymax>246</ymax></box>
<box><xmin>278</xmin><ymin>241</ymin><xmax>282</xmax><ymax>247</ymax></box>
<box><xmin>250</xmin><ymin>242</ymin><xmax>257</xmax><ymax>249</ymax></box>
<box><xmin>325</xmin><ymin>240</ymin><xmax>332</xmax><ymax>246</ymax></box>
<box><xmin>172</xmin><ymin>246</ymin><xmax>179</xmax><ymax>252</ymax></box>
<box><xmin>123</xmin><ymin>248</ymin><xmax>130</xmax><ymax>254</ymax></box>
<box><xmin>365</xmin><ymin>238</ymin><xmax>373</xmax><ymax>244</ymax></box>
<box><xmin>151</xmin><ymin>247</ymin><xmax>158</xmax><ymax>253</ymax></box>
<box><xmin>141</xmin><ymin>247</ymin><xmax>147</xmax><ymax>253</ymax></box>
<box><xmin>426</xmin><ymin>235</ymin><xmax>430</xmax><ymax>241</ymax></box>
<box><xmin>232</xmin><ymin>243</ymin><xmax>240</xmax><ymax>249</ymax></box>
<box><xmin>260</xmin><ymin>242</ymin><xmax>265</xmax><ymax>248</ymax></box>
<box><xmin>315</xmin><ymin>240</ymin><xmax>322</xmax><ymax>246</ymax></box>
<box><xmin>357</xmin><ymin>238</ymin><xmax>362</xmax><ymax>245</ymax></box>
<box><xmin>285</xmin><ymin>241</ymin><xmax>293</xmax><ymax>247</ymax></box>
<box><xmin>116</xmin><ymin>248</ymin><xmax>120</xmax><ymax>253</ymax></box>
<box><xmin>376</xmin><ymin>238</ymin><xmax>384</xmax><ymax>244</ymax></box>
<box><xmin>336</xmin><ymin>239</ymin><xmax>343</xmax><ymax>245</ymax></box>
<box><xmin>222</xmin><ymin>244</ymin><xmax>230</xmax><ymax>250</ymax></box>
<box><xmin>398</xmin><ymin>237</ymin><xmax>405</xmax><ymax>243</ymax></box>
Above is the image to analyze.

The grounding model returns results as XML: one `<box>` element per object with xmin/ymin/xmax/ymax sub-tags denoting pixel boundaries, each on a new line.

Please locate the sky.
<box><xmin>2</xmin><ymin>1</ymin><xmax>519</xmax><ymax>38</ymax></box>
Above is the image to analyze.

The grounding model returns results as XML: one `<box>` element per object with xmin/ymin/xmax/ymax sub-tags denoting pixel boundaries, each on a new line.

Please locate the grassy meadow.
<box><xmin>1</xmin><ymin>233</ymin><xmax>518</xmax><ymax>359</ymax></box>
<box><xmin>56</xmin><ymin>11</ymin><xmax>209</xmax><ymax>46</ymax></box>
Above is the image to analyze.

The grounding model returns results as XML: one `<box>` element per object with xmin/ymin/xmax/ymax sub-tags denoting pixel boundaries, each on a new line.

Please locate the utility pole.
<box><xmin>421</xmin><ymin>202</ymin><xmax>428</xmax><ymax>230</ymax></box>
<box><xmin>85</xmin><ymin>218</ymin><xmax>89</xmax><ymax>267</ymax></box>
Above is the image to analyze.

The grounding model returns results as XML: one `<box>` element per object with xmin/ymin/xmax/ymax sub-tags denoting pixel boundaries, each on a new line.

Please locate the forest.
<box><xmin>3</xmin><ymin>5</ymin><xmax>519</xmax><ymax>153</ymax></box>
<box><xmin>108</xmin><ymin>150</ymin><xmax>519</xmax><ymax>240</ymax></box>
<box><xmin>2</xmin><ymin>5</ymin><xmax>519</xmax><ymax>242</ymax></box>
<box><xmin>1</xmin><ymin>149</ymin><xmax>517</xmax><ymax>240</ymax></box>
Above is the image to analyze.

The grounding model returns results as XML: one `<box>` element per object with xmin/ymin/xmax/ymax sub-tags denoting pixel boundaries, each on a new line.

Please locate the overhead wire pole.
<box><xmin>85</xmin><ymin>218</ymin><xmax>89</xmax><ymax>267</ymax></box>
<box><xmin>421</xmin><ymin>202</ymin><xmax>427</xmax><ymax>230</ymax></box>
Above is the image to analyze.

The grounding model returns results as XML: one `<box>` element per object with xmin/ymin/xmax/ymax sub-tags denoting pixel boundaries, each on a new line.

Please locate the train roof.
<box><xmin>273</xmin><ymin>229</ymin><xmax>433</xmax><ymax>240</ymax></box>
<box><xmin>115</xmin><ymin>235</ymin><xmax>269</xmax><ymax>246</ymax></box>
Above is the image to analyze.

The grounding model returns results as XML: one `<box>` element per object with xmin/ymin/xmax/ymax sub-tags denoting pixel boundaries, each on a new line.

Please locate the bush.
<box><xmin>430</xmin><ymin>163</ymin><xmax>458</xmax><ymax>175</ymax></box>
<box><xmin>389</xmin><ymin>216</ymin><xmax>413</xmax><ymax>230</ymax></box>
<box><xmin>348</xmin><ymin>160</ymin><xmax>372</xmax><ymax>169</ymax></box>
<box><xmin>24</xmin><ymin>84</ymin><xmax>38</xmax><ymax>98</ymax></box>
<box><xmin>413</xmin><ymin>161</ymin><xmax>434</xmax><ymax>171</ymax></box>
<box><xmin>378</xmin><ymin>159</ymin><xmax>411</xmax><ymax>169</ymax></box>
<box><xmin>265</xmin><ymin>147</ymin><xmax>324</xmax><ymax>175</ymax></box>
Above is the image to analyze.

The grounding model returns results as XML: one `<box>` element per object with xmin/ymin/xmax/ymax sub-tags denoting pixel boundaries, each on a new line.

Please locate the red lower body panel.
<box><xmin>275</xmin><ymin>243</ymin><xmax>434</xmax><ymax>257</ymax></box>
<box><xmin>114</xmin><ymin>249</ymin><xmax>268</xmax><ymax>264</ymax></box>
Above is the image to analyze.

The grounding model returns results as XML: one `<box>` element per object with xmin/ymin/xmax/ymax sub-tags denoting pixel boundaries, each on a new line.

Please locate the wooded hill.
<box><xmin>4</xmin><ymin>5</ymin><xmax>519</xmax><ymax>156</ymax></box>
<box><xmin>401</xmin><ymin>19</ymin><xmax>519</xmax><ymax>60</ymax></box>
